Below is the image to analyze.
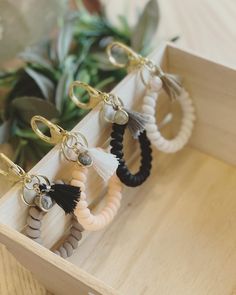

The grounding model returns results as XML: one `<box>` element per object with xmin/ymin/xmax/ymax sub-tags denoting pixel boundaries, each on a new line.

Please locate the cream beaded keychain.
<box><xmin>69</xmin><ymin>82</ymin><xmax>153</xmax><ymax>188</ymax></box>
<box><xmin>31</xmin><ymin>116</ymin><xmax>122</xmax><ymax>231</ymax></box>
<box><xmin>107</xmin><ymin>42</ymin><xmax>196</xmax><ymax>153</ymax></box>
<box><xmin>0</xmin><ymin>153</ymin><xmax>83</xmax><ymax>258</ymax></box>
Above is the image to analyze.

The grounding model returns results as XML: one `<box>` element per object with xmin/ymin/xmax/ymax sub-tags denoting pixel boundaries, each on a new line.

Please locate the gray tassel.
<box><xmin>125</xmin><ymin>109</ymin><xmax>149</xmax><ymax>139</ymax></box>
<box><xmin>155</xmin><ymin>67</ymin><xmax>183</xmax><ymax>101</ymax></box>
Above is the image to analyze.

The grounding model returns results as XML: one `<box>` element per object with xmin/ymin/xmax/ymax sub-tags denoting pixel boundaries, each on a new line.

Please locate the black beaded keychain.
<box><xmin>69</xmin><ymin>81</ymin><xmax>152</xmax><ymax>187</ymax></box>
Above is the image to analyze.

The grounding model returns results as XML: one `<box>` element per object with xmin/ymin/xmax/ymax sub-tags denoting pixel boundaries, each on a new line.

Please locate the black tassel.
<box><xmin>125</xmin><ymin>109</ymin><xmax>149</xmax><ymax>139</ymax></box>
<box><xmin>39</xmin><ymin>183</ymin><xmax>81</xmax><ymax>214</ymax></box>
<box><xmin>155</xmin><ymin>67</ymin><xmax>183</xmax><ymax>101</ymax></box>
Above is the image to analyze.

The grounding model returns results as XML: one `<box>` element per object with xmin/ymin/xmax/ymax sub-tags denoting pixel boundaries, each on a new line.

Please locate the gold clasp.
<box><xmin>0</xmin><ymin>153</ymin><xmax>26</xmax><ymax>180</ymax></box>
<box><xmin>69</xmin><ymin>81</ymin><xmax>109</xmax><ymax>110</ymax></box>
<box><xmin>106</xmin><ymin>41</ymin><xmax>148</xmax><ymax>71</ymax></box>
<box><xmin>31</xmin><ymin>116</ymin><xmax>67</xmax><ymax>145</ymax></box>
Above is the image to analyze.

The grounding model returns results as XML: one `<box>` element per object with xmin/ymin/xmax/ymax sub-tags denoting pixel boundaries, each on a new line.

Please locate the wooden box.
<box><xmin>0</xmin><ymin>43</ymin><xmax>236</xmax><ymax>295</ymax></box>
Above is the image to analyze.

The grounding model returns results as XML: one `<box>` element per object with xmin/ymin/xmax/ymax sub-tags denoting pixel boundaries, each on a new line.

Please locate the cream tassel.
<box><xmin>83</xmin><ymin>147</ymin><xmax>118</xmax><ymax>182</ymax></box>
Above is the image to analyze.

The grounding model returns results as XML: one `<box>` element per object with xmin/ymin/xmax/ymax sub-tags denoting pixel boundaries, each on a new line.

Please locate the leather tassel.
<box><xmin>39</xmin><ymin>183</ymin><xmax>81</xmax><ymax>214</ymax></box>
<box><xmin>155</xmin><ymin>67</ymin><xmax>183</xmax><ymax>101</ymax></box>
<box><xmin>84</xmin><ymin>147</ymin><xmax>119</xmax><ymax>182</ymax></box>
<box><xmin>125</xmin><ymin>109</ymin><xmax>149</xmax><ymax>139</ymax></box>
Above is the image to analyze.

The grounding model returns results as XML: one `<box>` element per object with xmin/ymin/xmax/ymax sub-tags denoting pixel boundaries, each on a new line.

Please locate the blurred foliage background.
<box><xmin>0</xmin><ymin>0</ymin><xmax>166</xmax><ymax>168</ymax></box>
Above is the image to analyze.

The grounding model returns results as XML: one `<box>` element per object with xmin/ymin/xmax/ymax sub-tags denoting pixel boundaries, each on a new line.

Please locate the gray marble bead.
<box><xmin>29</xmin><ymin>207</ymin><xmax>44</xmax><ymax>220</ymax></box>
<box><xmin>64</xmin><ymin>242</ymin><xmax>73</xmax><ymax>257</ymax></box>
<box><xmin>59</xmin><ymin>246</ymin><xmax>67</xmax><ymax>259</ymax></box>
<box><xmin>27</xmin><ymin>216</ymin><xmax>41</xmax><ymax>229</ymax></box>
<box><xmin>67</xmin><ymin>236</ymin><xmax>79</xmax><ymax>249</ymax></box>
<box><xmin>71</xmin><ymin>228</ymin><xmax>82</xmax><ymax>241</ymax></box>
<box><xmin>25</xmin><ymin>227</ymin><xmax>41</xmax><ymax>238</ymax></box>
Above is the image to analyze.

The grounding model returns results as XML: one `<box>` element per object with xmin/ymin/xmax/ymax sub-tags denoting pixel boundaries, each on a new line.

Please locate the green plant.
<box><xmin>0</xmin><ymin>0</ymin><xmax>161</xmax><ymax>168</ymax></box>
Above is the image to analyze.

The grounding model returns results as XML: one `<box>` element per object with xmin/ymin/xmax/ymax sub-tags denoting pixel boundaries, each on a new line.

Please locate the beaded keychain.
<box><xmin>31</xmin><ymin>116</ymin><xmax>122</xmax><ymax>231</ymax></box>
<box><xmin>107</xmin><ymin>42</ymin><xmax>196</xmax><ymax>153</ymax></box>
<box><xmin>69</xmin><ymin>82</ymin><xmax>153</xmax><ymax>187</ymax></box>
<box><xmin>0</xmin><ymin>153</ymin><xmax>82</xmax><ymax>258</ymax></box>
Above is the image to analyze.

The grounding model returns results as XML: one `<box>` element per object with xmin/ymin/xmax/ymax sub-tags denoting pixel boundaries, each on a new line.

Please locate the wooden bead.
<box><xmin>72</xmin><ymin>167</ymin><xmax>122</xmax><ymax>231</ymax></box>
<box><xmin>27</xmin><ymin>216</ymin><xmax>41</xmax><ymax>229</ymax></box>
<box><xmin>59</xmin><ymin>246</ymin><xmax>67</xmax><ymax>259</ymax></box>
<box><xmin>76</xmin><ymin>200</ymin><xmax>88</xmax><ymax>210</ymax></box>
<box><xmin>107</xmin><ymin>202</ymin><xmax>119</xmax><ymax>213</ymax></box>
<box><xmin>149</xmin><ymin>76</ymin><xmax>162</xmax><ymax>91</ymax></box>
<box><xmin>67</xmin><ymin>236</ymin><xmax>79</xmax><ymax>249</ymax></box>
<box><xmin>25</xmin><ymin>227</ymin><xmax>41</xmax><ymax>239</ymax></box>
<box><xmin>72</xmin><ymin>171</ymin><xmax>87</xmax><ymax>182</ymax></box>
<box><xmin>71</xmin><ymin>228</ymin><xmax>82</xmax><ymax>241</ymax></box>
<box><xmin>71</xmin><ymin>179</ymin><xmax>86</xmax><ymax>191</ymax></box>
<box><xmin>64</xmin><ymin>242</ymin><xmax>74</xmax><ymax>257</ymax></box>
<box><xmin>102</xmin><ymin>210</ymin><xmax>111</xmax><ymax>221</ymax></box>
<box><xmin>72</xmin><ymin>220</ymin><xmax>84</xmax><ymax>232</ymax></box>
<box><xmin>77</xmin><ymin>208</ymin><xmax>90</xmax><ymax>218</ymax></box>
<box><xmin>142</xmin><ymin>86</ymin><xmax>195</xmax><ymax>153</ymax></box>
<box><xmin>79</xmin><ymin>192</ymin><xmax>86</xmax><ymax>201</ymax></box>
<box><xmin>29</xmin><ymin>207</ymin><xmax>44</xmax><ymax>220</ymax></box>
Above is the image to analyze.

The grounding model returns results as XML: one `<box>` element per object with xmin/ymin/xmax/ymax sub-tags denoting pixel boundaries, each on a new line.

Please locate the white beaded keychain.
<box><xmin>31</xmin><ymin>115</ymin><xmax>122</xmax><ymax>231</ymax></box>
<box><xmin>107</xmin><ymin>42</ymin><xmax>196</xmax><ymax>153</ymax></box>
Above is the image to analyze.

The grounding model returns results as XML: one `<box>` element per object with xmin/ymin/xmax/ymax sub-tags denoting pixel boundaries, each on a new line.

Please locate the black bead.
<box><xmin>110</xmin><ymin>124</ymin><xmax>153</xmax><ymax>187</ymax></box>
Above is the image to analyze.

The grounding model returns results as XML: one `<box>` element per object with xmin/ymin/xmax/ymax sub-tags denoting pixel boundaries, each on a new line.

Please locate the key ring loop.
<box><xmin>31</xmin><ymin>115</ymin><xmax>67</xmax><ymax>145</ymax></box>
<box><xmin>69</xmin><ymin>81</ymin><xmax>109</xmax><ymax>110</ymax></box>
<box><xmin>21</xmin><ymin>174</ymin><xmax>51</xmax><ymax>207</ymax></box>
<box><xmin>61</xmin><ymin>132</ymin><xmax>89</xmax><ymax>163</ymax></box>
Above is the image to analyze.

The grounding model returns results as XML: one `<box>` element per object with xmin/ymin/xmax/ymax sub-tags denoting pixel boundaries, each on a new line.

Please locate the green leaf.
<box><xmin>11</xmin><ymin>96</ymin><xmax>59</xmax><ymax>124</ymax></box>
<box><xmin>90</xmin><ymin>52</ymin><xmax>117</xmax><ymax>71</ymax></box>
<box><xmin>57</xmin><ymin>21</ymin><xmax>73</xmax><ymax>63</ymax></box>
<box><xmin>0</xmin><ymin>120</ymin><xmax>10</xmax><ymax>143</ymax></box>
<box><xmin>55</xmin><ymin>72</ymin><xmax>69</xmax><ymax>113</ymax></box>
<box><xmin>25</xmin><ymin>68</ymin><xmax>54</xmax><ymax>101</ymax></box>
<box><xmin>14</xmin><ymin>127</ymin><xmax>38</xmax><ymax>140</ymax></box>
<box><xmin>19</xmin><ymin>51</ymin><xmax>53</xmax><ymax>70</ymax></box>
<box><xmin>131</xmin><ymin>0</ymin><xmax>160</xmax><ymax>52</ymax></box>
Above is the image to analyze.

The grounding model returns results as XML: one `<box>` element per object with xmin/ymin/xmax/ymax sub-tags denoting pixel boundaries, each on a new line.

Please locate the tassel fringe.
<box><xmin>39</xmin><ymin>183</ymin><xmax>80</xmax><ymax>214</ymax></box>
<box><xmin>155</xmin><ymin>67</ymin><xmax>183</xmax><ymax>101</ymax></box>
<box><xmin>84</xmin><ymin>147</ymin><xmax>119</xmax><ymax>182</ymax></box>
<box><xmin>125</xmin><ymin>109</ymin><xmax>149</xmax><ymax>139</ymax></box>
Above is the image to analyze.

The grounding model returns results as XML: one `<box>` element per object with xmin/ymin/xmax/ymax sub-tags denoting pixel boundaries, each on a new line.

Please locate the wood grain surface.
<box><xmin>0</xmin><ymin>0</ymin><xmax>236</xmax><ymax>294</ymax></box>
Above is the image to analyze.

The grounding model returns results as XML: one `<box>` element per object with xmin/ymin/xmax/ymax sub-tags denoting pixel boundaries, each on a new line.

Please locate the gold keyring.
<box><xmin>31</xmin><ymin>115</ymin><xmax>66</xmax><ymax>144</ymax></box>
<box><xmin>69</xmin><ymin>81</ymin><xmax>105</xmax><ymax>110</ymax></box>
<box><xmin>61</xmin><ymin>132</ymin><xmax>89</xmax><ymax>162</ymax></box>
<box><xmin>21</xmin><ymin>175</ymin><xmax>50</xmax><ymax>207</ymax></box>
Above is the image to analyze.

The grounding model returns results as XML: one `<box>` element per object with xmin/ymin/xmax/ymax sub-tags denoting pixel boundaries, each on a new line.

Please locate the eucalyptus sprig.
<box><xmin>0</xmin><ymin>0</ymin><xmax>161</xmax><ymax>168</ymax></box>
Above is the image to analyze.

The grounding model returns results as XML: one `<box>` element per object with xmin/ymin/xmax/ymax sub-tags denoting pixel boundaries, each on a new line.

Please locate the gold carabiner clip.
<box><xmin>69</xmin><ymin>81</ymin><xmax>108</xmax><ymax>110</ymax></box>
<box><xmin>31</xmin><ymin>115</ymin><xmax>67</xmax><ymax>145</ymax></box>
<box><xmin>106</xmin><ymin>41</ymin><xmax>147</xmax><ymax>71</ymax></box>
<box><xmin>0</xmin><ymin>153</ymin><xmax>26</xmax><ymax>180</ymax></box>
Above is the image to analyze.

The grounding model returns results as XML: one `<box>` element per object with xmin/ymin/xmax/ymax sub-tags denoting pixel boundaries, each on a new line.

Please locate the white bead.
<box><xmin>142</xmin><ymin>86</ymin><xmax>195</xmax><ymax>153</ymax></box>
<box><xmin>149</xmin><ymin>76</ymin><xmax>162</xmax><ymax>91</ymax></box>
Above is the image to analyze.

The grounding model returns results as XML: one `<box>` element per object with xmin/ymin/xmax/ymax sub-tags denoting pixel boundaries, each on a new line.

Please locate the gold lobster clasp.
<box><xmin>106</xmin><ymin>41</ymin><xmax>148</xmax><ymax>72</ymax></box>
<box><xmin>0</xmin><ymin>153</ymin><xmax>26</xmax><ymax>181</ymax></box>
<box><xmin>31</xmin><ymin>115</ymin><xmax>67</xmax><ymax>145</ymax></box>
<box><xmin>69</xmin><ymin>81</ymin><xmax>109</xmax><ymax>110</ymax></box>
